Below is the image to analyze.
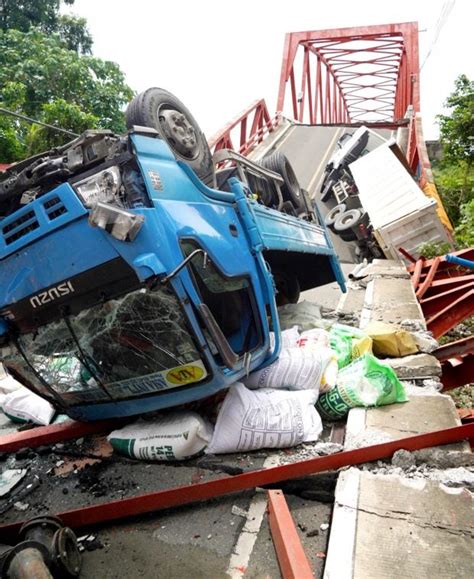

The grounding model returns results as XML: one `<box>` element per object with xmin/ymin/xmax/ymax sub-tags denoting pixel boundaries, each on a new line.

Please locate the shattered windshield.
<box><xmin>5</xmin><ymin>285</ymin><xmax>207</xmax><ymax>405</ymax></box>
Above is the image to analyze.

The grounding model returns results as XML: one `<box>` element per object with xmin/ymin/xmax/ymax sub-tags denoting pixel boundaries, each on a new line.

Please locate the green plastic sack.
<box><xmin>328</xmin><ymin>324</ymin><xmax>372</xmax><ymax>369</ymax></box>
<box><xmin>316</xmin><ymin>354</ymin><xmax>408</xmax><ymax>421</ymax></box>
<box><xmin>329</xmin><ymin>331</ymin><xmax>352</xmax><ymax>369</ymax></box>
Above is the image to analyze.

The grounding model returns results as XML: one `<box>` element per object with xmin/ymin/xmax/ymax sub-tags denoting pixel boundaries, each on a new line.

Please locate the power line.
<box><xmin>420</xmin><ymin>0</ymin><xmax>456</xmax><ymax>71</ymax></box>
<box><xmin>0</xmin><ymin>107</ymin><xmax>79</xmax><ymax>137</ymax></box>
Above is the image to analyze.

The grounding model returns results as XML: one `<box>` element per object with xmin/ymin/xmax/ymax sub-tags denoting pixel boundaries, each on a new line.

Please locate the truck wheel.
<box><xmin>320</xmin><ymin>168</ymin><xmax>337</xmax><ymax>202</ymax></box>
<box><xmin>260</xmin><ymin>152</ymin><xmax>304</xmax><ymax>210</ymax></box>
<box><xmin>333</xmin><ymin>209</ymin><xmax>362</xmax><ymax>241</ymax></box>
<box><xmin>125</xmin><ymin>88</ymin><xmax>214</xmax><ymax>185</ymax></box>
<box><xmin>324</xmin><ymin>203</ymin><xmax>347</xmax><ymax>228</ymax></box>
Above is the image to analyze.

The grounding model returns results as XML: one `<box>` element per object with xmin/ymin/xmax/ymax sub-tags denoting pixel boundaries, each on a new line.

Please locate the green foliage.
<box><xmin>0</xmin><ymin>1</ymin><xmax>66</xmax><ymax>33</ymax></box>
<box><xmin>0</xmin><ymin>1</ymin><xmax>91</xmax><ymax>54</ymax></box>
<box><xmin>433</xmin><ymin>160</ymin><xmax>474</xmax><ymax>225</ymax></box>
<box><xmin>454</xmin><ymin>198</ymin><xmax>474</xmax><ymax>248</ymax></box>
<box><xmin>416</xmin><ymin>241</ymin><xmax>452</xmax><ymax>259</ymax></box>
<box><xmin>437</xmin><ymin>75</ymin><xmax>474</xmax><ymax>165</ymax></box>
<box><xmin>57</xmin><ymin>14</ymin><xmax>93</xmax><ymax>55</ymax></box>
<box><xmin>27</xmin><ymin>99</ymin><xmax>98</xmax><ymax>152</ymax></box>
<box><xmin>434</xmin><ymin>75</ymin><xmax>474</xmax><ymax>247</ymax></box>
<box><xmin>0</xmin><ymin>29</ymin><xmax>133</xmax><ymax>158</ymax></box>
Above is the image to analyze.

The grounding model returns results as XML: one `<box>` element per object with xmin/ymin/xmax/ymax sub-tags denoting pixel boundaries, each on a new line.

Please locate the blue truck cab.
<box><xmin>0</xmin><ymin>89</ymin><xmax>345</xmax><ymax>421</ymax></box>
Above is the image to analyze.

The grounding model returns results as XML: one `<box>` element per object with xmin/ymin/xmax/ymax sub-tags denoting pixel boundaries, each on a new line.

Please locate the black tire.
<box><xmin>260</xmin><ymin>152</ymin><xmax>304</xmax><ymax>209</ymax></box>
<box><xmin>125</xmin><ymin>88</ymin><xmax>214</xmax><ymax>185</ymax></box>
<box><xmin>320</xmin><ymin>168</ymin><xmax>338</xmax><ymax>202</ymax></box>
<box><xmin>324</xmin><ymin>203</ymin><xmax>347</xmax><ymax>228</ymax></box>
<box><xmin>334</xmin><ymin>209</ymin><xmax>362</xmax><ymax>233</ymax></box>
<box><xmin>339</xmin><ymin>229</ymin><xmax>358</xmax><ymax>242</ymax></box>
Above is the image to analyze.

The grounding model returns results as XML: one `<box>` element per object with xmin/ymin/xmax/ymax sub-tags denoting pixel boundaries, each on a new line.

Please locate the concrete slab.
<box><xmin>325</xmin><ymin>468</ymin><xmax>474</xmax><ymax>579</ymax></box>
<box><xmin>345</xmin><ymin>393</ymin><xmax>470</xmax><ymax>453</ymax></box>
<box><xmin>360</xmin><ymin>277</ymin><xmax>425</xmax><ymax>329</ymax></box>
<box><xmin>383</xmin><ymin>353</ymin><xmax>442</xmax><ymax>379</ymax></box>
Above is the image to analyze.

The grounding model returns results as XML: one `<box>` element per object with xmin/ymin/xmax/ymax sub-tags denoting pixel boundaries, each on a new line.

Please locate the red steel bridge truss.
<box><xmin>209</xmin><ymin>22</ymin><xmax>423</xmax><ymax>173</ymax></box>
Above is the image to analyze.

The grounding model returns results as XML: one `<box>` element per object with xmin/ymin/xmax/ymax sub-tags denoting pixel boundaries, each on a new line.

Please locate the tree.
<box><xmin>0</xmin><ymin>1</ymin><xmax>92</xmax><ymax>54</ymax></box>
<box><xmin>434</xmin><ymin>75</ymin><xmax>474</xmax><ymax>233</ymax></box>
<box><xmin>0</xmin><ymin>29</ymin><xmax>133</xmax><ymax>159</ymax></box>
<box><xmin>437</xmin><ymin>75</ymin><xmax>474</xmax><ymax>165</ymax></box>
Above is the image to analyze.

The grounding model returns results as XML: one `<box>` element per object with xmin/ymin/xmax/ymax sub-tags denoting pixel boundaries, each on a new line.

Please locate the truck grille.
<box><xmin>2</xmin><ymin>196</ymin><xmax>68</xmax><ymax>246</ymax></box>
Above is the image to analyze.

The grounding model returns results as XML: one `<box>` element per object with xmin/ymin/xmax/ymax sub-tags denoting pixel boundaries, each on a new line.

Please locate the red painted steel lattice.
<box><xmin>277</xmin><ymin>22</ymin><xmax>420</xmax><ymax>125</ymax></box>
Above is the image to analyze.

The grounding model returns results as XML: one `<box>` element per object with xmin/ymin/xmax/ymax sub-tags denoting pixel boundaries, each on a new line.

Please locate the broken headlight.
<box><xmin>74</xmin><ymin>166</ymin><xmax>121</xmax><ymax>208</ymax></box>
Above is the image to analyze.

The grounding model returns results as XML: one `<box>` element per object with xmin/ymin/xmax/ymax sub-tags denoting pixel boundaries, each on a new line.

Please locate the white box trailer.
<box><xmin>349</xmin><ymin>143</ymin><xmax>451</xmax><ymax>261</ymax></box>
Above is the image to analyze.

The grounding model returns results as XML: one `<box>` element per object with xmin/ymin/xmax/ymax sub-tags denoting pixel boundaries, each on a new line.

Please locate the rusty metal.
<box><xmin>267</xmin><ymin>490</ymin><xmax>314</xmax><ymax>579</ymax></box>
<box><xmin>411</xmin><ymin>257</ymin><xmax>425</xmax><ymax>290</ymax></box>
<box><xmin>0</xmin><ymin>423</ymin><xmax>472</xmax><ymax>541</ymax></box>
<box><xmin>406</xmin><ymin>247</ymin><xmax>474</xmax><ymax>338</ymax></box>
<box><xmin>0</xmin><ymin>418</ymin><xmax>123</xmax><ymax>454</ymax></box>
<box><xmin>434</xmin><ymin>337</ymin><xmax>474</xmax><ymax>391</ymax></box>
<box><xmin>6</xmin><ymin>547</ymin><xmax>53</xmax><ymax>579</ymax></box>
<box><xmin>425</xmin><ymin>288</ymin><xmax>474</xmax><ymax>339</ymax></box>
<box><xmin>439</xmin><ymin>356</ymin><xmax>474</xmax><ymax>390</ymax></box>
<box><xmin>416</xmin><ymin>256</ymin><xmax>440</xmax><ymax>299</ymax></box>
<box><xmin>433</xmin><ymin>336</ymin><xmax>474</xmax><ymax>362</ymax></box>
<box><xmin>399</xmin><ymin>247</ymin><xmax>417</xmax><ymax>264</ymax></box>
<box><xmin>407</xmin><ymin>248</ymin><xmax>474</xmax><ymax>275</ymax></box>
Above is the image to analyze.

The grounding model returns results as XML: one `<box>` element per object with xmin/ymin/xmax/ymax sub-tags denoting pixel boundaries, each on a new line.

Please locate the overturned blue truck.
<box><xmin>0</xmin><ymin>88</ymin><xmax>345</xmax><ymax>421</ymax></box>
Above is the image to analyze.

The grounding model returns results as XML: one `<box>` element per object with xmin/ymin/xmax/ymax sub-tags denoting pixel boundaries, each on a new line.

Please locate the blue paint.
<box><xmin>0</xmin><ymin>131</ymin><xmax>344</xmax><ymax>421</ymax></box>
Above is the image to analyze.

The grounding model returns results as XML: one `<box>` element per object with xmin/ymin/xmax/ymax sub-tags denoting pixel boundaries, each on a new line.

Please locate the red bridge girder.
<box><xmin>276</xmin><ymin>22</ymin><xmax>420</xmax><ymax>125</ymax></box>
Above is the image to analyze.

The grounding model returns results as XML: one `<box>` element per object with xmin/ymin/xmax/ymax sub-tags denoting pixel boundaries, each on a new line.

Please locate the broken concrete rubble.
<box><xmin>382</xmin><ymin>353</ymin><xmax>442</xmax><ymax>379</ymax></box>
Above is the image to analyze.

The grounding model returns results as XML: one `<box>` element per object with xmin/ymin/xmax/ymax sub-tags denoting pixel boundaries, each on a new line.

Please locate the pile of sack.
<box><xmin>108</xmin><ymin>305</ymin><xmax>414</xmax><ymax>460</ymax></box>
<box><xmin>1</xmin><ymin>301</ymin><xmax>419</xmax><ymax>461</ymax></box>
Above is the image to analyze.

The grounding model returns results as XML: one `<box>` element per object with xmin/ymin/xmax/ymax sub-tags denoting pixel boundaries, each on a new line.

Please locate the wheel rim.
<box><xmin>158</xmin><ymin>107</ymin><xmax>199</xmax><ymax>159</ymax></box>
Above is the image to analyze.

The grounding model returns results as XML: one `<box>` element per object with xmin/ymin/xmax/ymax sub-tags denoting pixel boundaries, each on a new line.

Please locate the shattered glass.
<box><xmin>5</xmin><ymin>286</ymin><xmax>206</xmax><ymax>404</ymax></box>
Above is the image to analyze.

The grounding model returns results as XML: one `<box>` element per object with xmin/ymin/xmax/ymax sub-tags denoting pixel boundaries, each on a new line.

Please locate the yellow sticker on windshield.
<box><xmin>166</xmin><ymin>364</ymin><xmax>205</xmax><ymax>385</ymax></box>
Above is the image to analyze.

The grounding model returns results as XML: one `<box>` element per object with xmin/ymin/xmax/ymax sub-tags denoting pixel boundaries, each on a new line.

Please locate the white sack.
<box><xmin>2</xmin><ymin>388</ymin><xmax>55</xmax><ymax>425</ymax></box>
<box><xmin>0</xmin><ymin>373</ymin><xmax>24</xmax><ymax>396</ymax></box>
<box><xmin>243</xmin><ymin>347</ymin><xmax>335</xmax><ymax>393</ymax></box>
<box><xmin>297</xmin><ymin>328</ymin><xmax>331</xmax><ymax>350</ymax></box>
<box><xmin>277</xmin><ymin>300</ymin><xmax>322</xmax><ymax>331</ymax></box>
<box><xmin>206</xmin><ymin>382</ymin><xmax>322</xmax><ymax>454</ymax></box>
<box><xmin>269</xmin><ymin>325</ymin><xmax>300</xmax><ymax>350</ymax></box>
<box><xmin>108</xmin><ymin>411</ymin><xmax>213</xmax><ymax>461</ymax></box>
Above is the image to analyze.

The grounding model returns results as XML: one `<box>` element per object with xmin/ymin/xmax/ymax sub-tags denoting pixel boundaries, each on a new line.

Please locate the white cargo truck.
<box><xmin>349</xmin><ymin>143</ymin><xmax>452</xmax><ymax>261</ymax></box>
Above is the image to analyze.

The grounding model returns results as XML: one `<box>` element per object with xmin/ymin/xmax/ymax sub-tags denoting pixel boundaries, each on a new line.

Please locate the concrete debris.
<box><xmin>231</xmin><ymin>505</ymin><xmax>249</xmax><ymax>518</ymax></box>
<box><xmin>400</xmin><ymin>319</ymin><xmax>427</xmax><ymax>333</ymax></box>
<box><xmin>278</xmin><ymin>442</ymin><xmax>343</xmax><ymax>464</ymax></box>
<box><xmin>320</xmin><ymin>523</ymin><xmax>329</xmax><ymax>531</ymax></box>
<box><xmin>0</xmin><ymin>468</ymin><xmax>27</xmax><ymax>498</ymax></box>
<box><xmin>413</xmin><ymin>449</ymin><xmax>474</xmax><ymax>469</ymax></box>
<box><xmin>391</xmin><ymin>449</ymin><xmax>416</xmax><ymax>469</ymax></box>
<box><xmin>13</xmin><ymin>500</ymin><xmax>29</xmax><ymax>511</ymax></box>
<box><xmin>410</xmin><ymin>331</ymin><xmax>439</xmax><ymax>354</ymax></box>
<box><xmin>382</xmin><ymin>353</ymin><xmax>442</xmax><ymax>379</ymax></box>
<box><xmin>345</xmin><ymin>429</ymin><xmax>394</xmax><ymax>450</ymax></box>
<box><xmin>402</xmin><ymin>381</ymin><xmax>445</xmax><ymax>396</ymax></box>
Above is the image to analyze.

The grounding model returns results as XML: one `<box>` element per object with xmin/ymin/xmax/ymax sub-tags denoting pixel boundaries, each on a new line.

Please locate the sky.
<box><xmin>67</xmin><ymin>0</ymin><xmax>472</xmax><ymax>140</ymax></box>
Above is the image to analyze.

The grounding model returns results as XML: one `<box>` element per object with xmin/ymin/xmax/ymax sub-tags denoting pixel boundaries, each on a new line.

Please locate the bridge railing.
<box><xmin>208</xmin><ymin>99</ymin><xmax>280</xmax><ymax>157</ymax></box>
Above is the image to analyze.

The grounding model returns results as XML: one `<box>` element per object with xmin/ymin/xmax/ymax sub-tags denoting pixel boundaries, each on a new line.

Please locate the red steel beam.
<box><xmin>0</xmin><ymin>423</ymin><xmax>471</xmax><ymax>540</ymax></box>
<box><xmin>411</xmin><ymin>257</ymin><xmax>425</xmax><ymax>290</ymax></box>
<box><xmin>439</xmin><ymin>355</ymin><xmax>474</xmax><ymax>391</ymax></box>
<box><xmin>433</xmin><ymin>336</ymin><xmax>474</xmax><ymax>362</ymax></box>
<box><xmin>420</xmin><ymin>282</ymin><xmax>473</xmax><ymax>319</ymax></box>
<box><xmin>0</xmin><ymin>419</ymin><xmax>124</xmax><ymax>453</ymax></box>
<box><xmin>421</xmin><ymin>276</ymin><xmax>474</xmax><ymax>298</ymax></box>
<box><xmin>416</xmin><ymin>256</ymin><xmax>440</xmax><ymax>298</ymax></box>
<box><xmin>268</xmin><ymin>490</ymin><xmax>314</xmax><ymax>579</ymax></box>
<box><xmin>426</xmin><ymin>288</ymin><xmax>474</xmax><ymax>339</ymax></box>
